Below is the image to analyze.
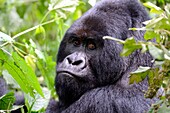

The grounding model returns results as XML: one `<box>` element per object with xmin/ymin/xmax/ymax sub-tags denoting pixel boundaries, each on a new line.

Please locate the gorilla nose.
<box><xmin>66</xmin><ymin>52</ymin><xmax>86</xmax><ymax>69</ymax></box>
<box><xmin>72</xmin><ymin>59</ymin><xmax>83</xmax><ymax>66</ymax></box>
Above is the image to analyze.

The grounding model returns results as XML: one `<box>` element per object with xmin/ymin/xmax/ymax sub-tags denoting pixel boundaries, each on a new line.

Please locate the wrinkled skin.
<box><xmin>46</xmin><ymin>0</ymin><xmax>157</xmax><ymax>113</ymax></box>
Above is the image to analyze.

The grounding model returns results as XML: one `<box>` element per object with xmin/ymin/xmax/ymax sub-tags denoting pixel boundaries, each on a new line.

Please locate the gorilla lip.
<box><xmin>57</xmin><ymin>69</ymin><xmax>80</xmax><ymax>78</ymax></box>
<box><xmin>57</xmin><ymin>68</ymin><xmax>84</xmax><ymax>78</ymax></box>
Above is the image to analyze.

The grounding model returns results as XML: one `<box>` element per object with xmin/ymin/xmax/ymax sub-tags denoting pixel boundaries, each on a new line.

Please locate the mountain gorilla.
<box><xmin>0</xmin><ymin>0</ymin><xmax>156</xmax><ymax>113</ymax></box>
<box><xmin>46</xmin><ymin>0</ymin><xmax>157</xmax><ymax>113</ymax></box>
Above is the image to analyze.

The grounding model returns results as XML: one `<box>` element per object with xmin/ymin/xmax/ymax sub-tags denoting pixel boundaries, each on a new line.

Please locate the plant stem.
<box><xmin>40</xmin><ymin>10</ymin><xmax>51</xmax><ymax>23</ymax></box>
<box><xmin>12</xmin><ymin>19</ymin><xmax>56</xmax><ymax>40</ymax></box>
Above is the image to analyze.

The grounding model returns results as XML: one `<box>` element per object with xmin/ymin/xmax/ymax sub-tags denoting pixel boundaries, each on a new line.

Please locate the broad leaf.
<box><xmin>12</xmin><ymin>52</ymin><xmax>44</xmax><ymax>97</ymax></box>
<box><xmin>0</xmin><ymin>49</ymin><xmax>43</xmax><ymax>97</ymax></box>
<box><xmin>143</xmin><ymin>2</ymin><xmax>163</xmax><ymax>14</ymax></box>
<box><xmin>148</xmin><ymin>44</ymin><xmax>164</xmax><ymax>60</ymax></box>
<box><xmin>129</xmin><ymin>66</ymin><xmax>150</xmax><ymax>84</ymax></box>
<box><xmin>0</xmin><ymin>32</ymin><xmax>13</xmax><ymax>43</ymax></box>
<box><xmin>0</xmin><ymin>92</ymin><xmax>15</xmax><ymax>110</ymax></box>
<box><xmin>121</xmin><ymin>37</ymin><xmax>142</xmax><ymax>56</ymax></box>
<box><xmin>26</xmin><ymin>88</ymin><xmax>51</xmax><ymax>111</ymax></box>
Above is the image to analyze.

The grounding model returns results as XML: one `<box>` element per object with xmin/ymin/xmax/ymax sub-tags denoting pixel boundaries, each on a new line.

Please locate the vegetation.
<box><xmin>105</xmin><ymin>1</ymin><xmax>170</xmax><ymax>112</ymax></box>
<box><xmin>0</xmin><ymin>0</ymin><xmax>170</xmax><ymax>112</ymax></box>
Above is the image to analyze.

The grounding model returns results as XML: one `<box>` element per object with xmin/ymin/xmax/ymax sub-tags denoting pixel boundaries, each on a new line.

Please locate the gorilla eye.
<box><xmin>73</xmin><ymin>40</ymin><xmax>81</xmax><ymax>46</ymax></box>
<box><xmin>87</xmin><ymin>41</ymin><xmax>96</xmax><ymax>50</ymax></box>
<box><xmin>72</xmin><ymin>39</ymin><xmax>81</xmax><ymax>46</ymax></box>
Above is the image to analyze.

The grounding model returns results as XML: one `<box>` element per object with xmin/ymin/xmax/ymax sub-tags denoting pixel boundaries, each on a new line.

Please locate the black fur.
<box><xmin>0</xmin><ymin>77</ymin><xmax>8</xmax><ymax>97</ymax></box>
<box><xmin>46</xmin><ymin>0</ymin><xmax>157</xmax><ymax>113</ymax></box>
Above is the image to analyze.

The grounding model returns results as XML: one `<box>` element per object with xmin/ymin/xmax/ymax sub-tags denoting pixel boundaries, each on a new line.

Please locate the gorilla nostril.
<box><xmin>67</xmin><ymin>57</ymin><xmax>72</xmax><ymax>64</ymax></box>
<box><xmin>72</xmin><ymin>60</ymin><xmax>83</xmax><ymax>66</ymax></box>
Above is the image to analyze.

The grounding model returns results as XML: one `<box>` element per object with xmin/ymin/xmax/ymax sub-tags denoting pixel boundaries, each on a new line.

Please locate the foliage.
<box><xmin>140</xmin><ymin>0</ymin><xmax>170</xmax><ymax>8</ymax></box>
<box><xmin>105</xmin><ymin>1</ymin><xmax>170</xmax><ymax>112</ymax></box>
<box><xmin>0</xmin><ymin>0</ymin><xmax>92</xmax><ymax>112</ymax></box>
<box><xmin>0</xmin><ymin>92</ymin><xmax>15</xmax><ymax>111</ymax></box>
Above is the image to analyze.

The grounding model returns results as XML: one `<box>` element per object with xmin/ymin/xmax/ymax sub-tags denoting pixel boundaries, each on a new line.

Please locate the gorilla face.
<box><xmin>55</xmin><ymin>16</ymin><xmax>127</xmax><ymax>106</ymax></box>
<box><xmin>55</xmin><ymin>30</ymin><xmax>103</xmax><ymax>105</ymax></box>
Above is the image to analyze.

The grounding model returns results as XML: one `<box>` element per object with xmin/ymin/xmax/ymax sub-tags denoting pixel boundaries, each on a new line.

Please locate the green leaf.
<box><xmin>25</xmin><ymin>88</ymin><xmax>51</xmax><ymax>111</ymax></box>
<box><xmin>0</xmin><ymin>32</ymin><xmax>13</xmax><ymax>43</ymax></box>
<box><xmin>88</xmin><ymin>0</ymin><xmax>96</xmax><ymax>6</ymax></box>
<box><xmin>121</xmin><ymin>37</ymin><xmax>142</xmax><ymax>56</ymax></box>
<box><xmin>148</xmin><ymin>44</ymin><xmax>164</xmax><ymax>60</ymax></box>
<box><xmin>144</xmin><ymin>31</ymin><xmax>160</xmax><ymax>42</ymax></box>
<box><xmin>35</xmin><ymin>26</ymin><xmax>46</xmax><ymax>39</ymax></box>
<box><xmin>29</xmin><ymin>39</ymin><xmax>36</xmax><ymax>48</ymax></box>
<box><xmin>25</xmin><ymin>54</ymin><xmax>36</xmax><ymax>71</ymax></box>
<box><xmin>35</xmin><ymin>49</ymin><xmax>45</xmax><ymax>61</ymax></box>
<box><xmin>12</xmin><ymin>52</ymin><xmax>44</xmax><ymax>97</ymax></box>
<box><xmin>0</xmin><ymin>92</ymin><xmax>15</xmax><ymax>110</ymax></box>
<box><xmin>103</xmin><ymin>36</ymin><xmax>142</xmax><ymax>56</ymax></box>
<box><xmin>145</xmin><ymin>17</ymin><xmax>164</xmax><ymax>29</ymax></box>
<box><xmin>154</xmin><ymin>61</ymin><xmax>164</xmax><ymax>67</ymax></box>
<box><xmin>154</xmin><ymin>18</ymin><xmax>170</xmax><ymax>30</ymax></box>
<box><xmin>50</xmin><ymin>0</ymin><xmax>78</xmax><ymax>10</ymax></box>
<box><xmin>4</xmin><ymin>58</ymin><xmax>32</xmax><ymax>95</ymax></box>
<box><xmin>131</xmin><ymin>66</ymin><xmax>151</xmax><ymax>74</ymax></box>
<box><xmin>143</xmin><ymin>2</ymin><xmax>163</xmax><ymax>14</ymax></box>
<box><xmin>129</xmin><ymin>66</ymin><xmax>150</xmax><ymax>84</ymax></box>
<box><xmin>157</xmin><ymin>103</ymin><xmax>170</xmax><ymax>113</ymax></box>
<box><xmin>37</xmin><ymin>56</ymin><xmax>56</xmax><ymax>90</ymax></box>
<box><xmin>2</xmin><ymin>70</ymin><xmax>20</xmax><ymax>89</ymax></box>
<box><xmin>35</xmin><ymin>26</ymin><xmax>45</xmax><ymax>35</ymax></box>
<box><xmin>141</xmin><ymin>44</ymin><xmax>147</xmax><ymax>53</ymax></box>
<box><xmin>49</xmin><ymin>0</ymin><xmax>79</xmax><ymax>19</ymax></box>
<box><xmin>0</xmin><ymin>49</ymin><xmax>43</xmax><ymax>97</ymax></box>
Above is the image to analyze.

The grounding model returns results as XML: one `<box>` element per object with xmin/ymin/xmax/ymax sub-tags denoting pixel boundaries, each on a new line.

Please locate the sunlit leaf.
<box><xmin>2</xmin><ymin>70</ymin><xmax>20</xmax><ymax>89</ymax></box>
<box><xmin>157</xmin><ymin>103</ymin><xmax>170</xmax><ymax>113</ymax></box>
<box><xmin>35</xmin><ymin>49</ymin><xmax>45</xmax><ymax>61</ymax></box>
<box><xmin>148</xmin><ymin>44</ymin><xmax>164</xmax><ymax>60</ymax></box>
<box><xmin>12</xmin><ymin>52</ymin><xmax>44</xmax><ymax>97</ymax></box>
<box><xmin>25</xmin><ymin>88</ymin><xmax>51</xmax><ymax>111</ymax></box>
<box><xmin>48</xmin><ymin>0</ymin><xmax>79</xmax><ymax>19</ymax></box>
<box><xmin>88</xmin><ymin>0</ymin><xmax>96</xmax><ymax>6</ymax></box>
<box><xmin>145</xmin><ymin>17</ymin><xmax>164</xmax><ymax>28</ymax></box>
<box><xmin>29</xmin><ymin>39</ymin><xmax>36</xmax><ymax>48</ymax></box>
<box><xmin>0</xmin><ymin>49</ymin><xmax>43</xmax><ymax>97</ymax></box>
<box><xmin>131</xmin><ymin>66</ymin><xmax>151</xmax><ymax>74</ymax></box>
<box><xmin>35</xmin><ymin>26</ymin><xmax>45</xmax><ymax>36</ymax></box>
<box><xmin>0</xmin><ymin>32</ymin><xmax>13</xmax><ymax>43</ymax></box>
<box><xmin>121</xmin><ymin>37</ymin><xmax>142</xmax><ymax>56</ymax></box>
<box><xmin>144</xmin><ymin>31</ymin><xmax>160</xmax><ymax>42</ymax></box>
<box><xmin>0</xmin><ymin>92</ymin><xmax>15</xmax><ymax>110</ymax></box>
<box><xmin>129</xmin><ymin>66</ymin><xmax>150</xmax><ymax>84</ymax></box>
<box><xmin>25</xmin><ymin>54</ymin><xmax>36</xmax><ymax>71</ymax></box>
<box><xmin>143</xmin><ymin>2</ymin><xmax>163</xmax><ymax>14</ymax></box>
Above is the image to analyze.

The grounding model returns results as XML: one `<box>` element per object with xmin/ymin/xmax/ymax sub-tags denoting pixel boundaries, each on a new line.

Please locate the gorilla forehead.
<box><xmin>66</xmin><ymin>15</ymin><xmax>107</xmax><ymax>39</ymax></box>
<box><xmin>66</xmin><ymin>2</ymin><xmax>133</xmax><ymax>41</ymax></box>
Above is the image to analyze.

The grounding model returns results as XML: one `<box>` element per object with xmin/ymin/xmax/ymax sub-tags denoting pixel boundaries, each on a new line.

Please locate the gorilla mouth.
<box><xmin>57</xmin><ymin>69</ymin><xmax>82</xmax><ymax>78</ymax></box>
